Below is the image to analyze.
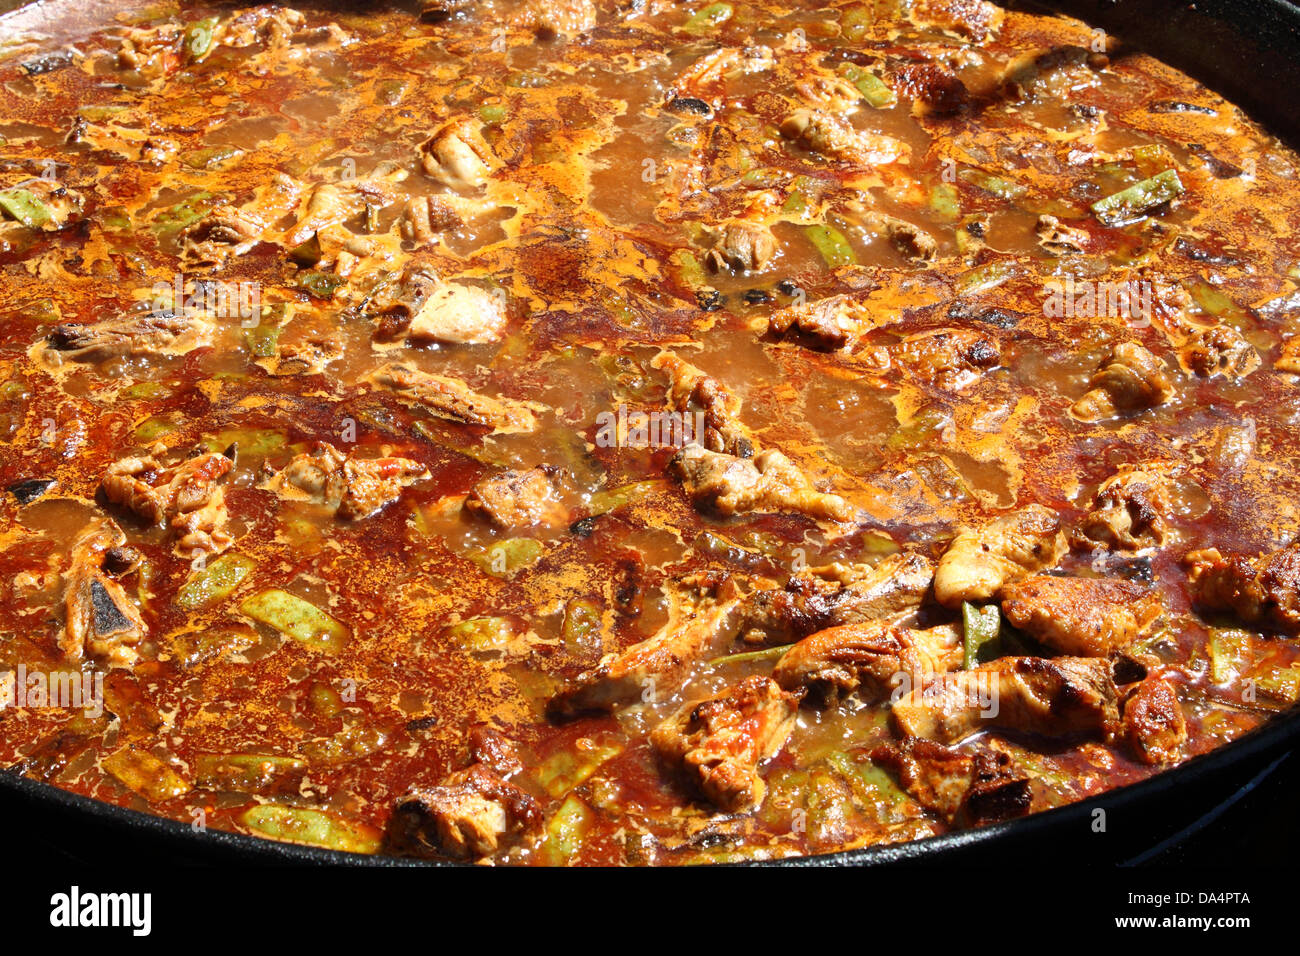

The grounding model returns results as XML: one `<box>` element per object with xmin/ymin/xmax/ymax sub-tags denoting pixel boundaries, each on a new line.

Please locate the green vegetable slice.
<box><xmin>175</xmin><ymin>553</ymin><xmax>255</xmax><ymax>610</ymax></box>
<box><xmin>962</xmin><ymin>602</ymin><xmax>1002</xmax><ymax>669</ymax></box>
<box><xmin>1091</xmin><ymin>169</ymin><xmax>1184</xmax><ymax>226</ymax></box>
<box><xmin>806</xmin><ymin>224</ymin><xmax>856</xmax><ymax>268</ymax></box>
<box><xmin>103</xmin><ymin>747</ymin><xmax>190</xmax><ymax>802</ymax></box>
<box><xmin>684</xmin><ymin>2</ymin><xmax>734</xmax><ymax>33</ymax></box>
<box><xmin>240</xmin><ymin>805</ymin><xmax>382</xmax><ymax>854</ymax></box>
<box><xmin>0</xmin><ymin>188</ymin><xmax>52</xmax><ymax>228</ymax></box>
<box><xmin>240</xmin><ymin>589</ymin><xmax>349</xmax><ymax>654</ymax></box>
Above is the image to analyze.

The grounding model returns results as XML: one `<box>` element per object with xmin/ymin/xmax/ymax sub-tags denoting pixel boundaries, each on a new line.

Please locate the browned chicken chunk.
<box><xmin>1000</xmin><ymin>575</ymin><xmax>1161</xmax><ymax>657</ymax></box>
<box><xmin>101</xmin><ymin>446</ymin><xmax>235</xmax><ymax>559</ymax></box>
<box><xmin>1075</xmin><ymin>462</ymin><xmax>1181</xmax><ymax>552</ymax></box>
<box><xmin>650</xmin><ymin>676</ymin><xmax>800</xmax><ymax>813</ymax></box>
<box><xmin>369</xmin><ymin>362</ymin><xmax>541</xmax><ymax>434</ymax></box>
<box><xmin>780</xmin><ymin>108</ymin><xmax>906</xmax><ymax>165</ymax></box>
<box><xmin>708</xmin><ymin>219</ymin><xmax>778</xmax><ymax>272</ymax></box>
<box><xmin>669</xmin><ymin>444</ymin><xmax>853</xmax><ymax>522</ymax></box>
<box><xmin>41</xmin><ymin>311</ymin><xmax>211</xmax><ymax>364</ymax></box>
<box><xmin>1120</xmin><ymin>675</ymin><xmax>1187</xmax><ymax>764</ymax></box>
<box><xmin>772</xmin><ymin>619</ymin><xmax>961</xmax><ymax>704</ymax></box>
<box><xmin>934</xmin><ymin>504</ymin><xmax>1067</xmax><ymax>608</ymax></box>
<box><xmin>871</xmin><ymin>738</ymin><xmax>1030</xmax><ymax>823</ymax></box>
<box><xmin>653</xmin><ymin>352</ymin><xmax>750</xmax><ymax>456</ymax></box>
<box><xmin>891</xmin><ymin>655</ymin><xmax>1120</xmax><ymax>744</ymax></box>
<box><xmin>260</xmin><ymin>442</ymin><xmax>428</xmax><ymax>520</ymax></box>
<box><xmin>867</xmin><ymin>327</ymin><xmax>1001</xmax><ymax>393</ymax></box>
<box><xmin>551</xmin><ymin>575</ymin><xmax>742</xmax><ymax>715</ymax></box>
<box><xmin>389</xmin><ymin>763</ymin><xmax>541</xmax><ymax>859</ymax></box>
<box><xmin>59</xmin><ymin>518</ymin><xmax>147</xmax><ymax>669</ymax></box>
<box><xmin>1072</xmin><ymin>342</ymin><xmax>1174</xmax><ymax>422</ymax></box>
<box><xmin>1185</xmin><ymin>545</ymin><xmax>1300</xmax><ymax>633</ymax></box>
<box><xmin>419</xmin><ymin>117</ymin><xmax>499</xmax><ymax>191</ymax></box>
<box><xmin>467</xmin><ymin>466</ymin><xmax>566</xmax><ymax>529</ymax></box>
<box><xmin>738</xmin><ymin>551</ymin><xmax>935</xmax><ymax>644</ymax></box>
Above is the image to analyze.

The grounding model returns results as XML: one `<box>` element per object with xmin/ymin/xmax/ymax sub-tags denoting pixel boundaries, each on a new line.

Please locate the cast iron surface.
<box><xmin>1</xmin><ymin>0</ymin><xmax>1299</xmax><ymax>866</ymax></box>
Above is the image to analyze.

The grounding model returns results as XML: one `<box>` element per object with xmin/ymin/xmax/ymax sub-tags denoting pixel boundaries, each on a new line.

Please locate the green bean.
<box><xmin>1091</xmin><ymin>169</ymin><xmax>1184</xmax><ymax>226</ymax></box>
<box><xmin>962</xmin><ymin>601</ymin><xmax>1001</xmax><ymax>669</ymax></box>
<box><xmin>240</xmin><ymin>589</ymin><xmax>349</xmax><ymax>654</ymax></box>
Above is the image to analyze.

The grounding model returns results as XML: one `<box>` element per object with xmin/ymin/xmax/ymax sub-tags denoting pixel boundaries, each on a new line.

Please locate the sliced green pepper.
<box><xmin>1091</xmin><ymin>169</ymin><xmax>1184</xmax><ymax>226</ymax></box>
<box><xmin>806</xmin><ymin>224</ymin><xmax>857</xmax><ymax>268</ymax></box>
<box><xmin>0</xmin><ymin>188</ymin><xmax>52</xmax><ymax>229</ymax></box>
<box><xmin>175</xmin><ymin>553</ymin><xmax>255</xmax><ymax>610</ymax></box>
<box><xmin>240</xmin><ymin>589</ymin><xmax>349</xmax><ymax>654</ymax></box>
<box><xmin>962</xmin><ymin>601</ymin><xmax>1001</xmax><ymax>669</ymax></box>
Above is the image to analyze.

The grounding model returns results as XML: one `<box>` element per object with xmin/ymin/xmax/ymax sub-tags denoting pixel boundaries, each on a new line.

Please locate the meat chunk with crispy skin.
<box><xmin>59</xmin><ymin>518</ymin><xmax>147</xmax><ymax>669</ymax></box>
<box><xmin>370</xmin><ymin>362</ymin><xmax>542</xmax><ymax>434</ymax></box>
<box><xmin>773</xmin><ymin>619</ymin><xmax>961</xmax><ymax>704</ymax></box>
<box><xmin>650</xmin><ymin>676</ymin><xmax>800</xmax><ymax>812</ymax></box>
<box><xmin>550</xmin><ymin>574</ymin><xmax>742</xmax><ymax>715</ymax></box>
<box><xmin>1075</xmin><ymin>462</ymin><xmax>1181</xmax><ymax>552</ymax></box>
<box><xmin>768</xmin><ymin>293</ymin><xmax>887</xmax><ymax>352</ymax></box>
<box><xmin>868</xmin><ymin>328</ymin><xmax>1000</xmax><ymax>393</ymax></box>
<box><xmin>891</xmin><ymin>656</ymin><xmax>1120</xmax><ymax>744</ymax></box>
<box><xmin>179</xmin><ymin>206</ymin><xmax>264</xmax><ymax>266</ymax></box>
<box><xmin>419</xmin><ymin>117</ymin><xmax>499</xmax><ymax>191</ymax></box>
<box><xmin>708</xmin><ymin>219</ymin><xmax>778</xmax><ymax>272</ymax></box>
<box><xmin>1035</xmin><ymin>214</ymin><xmax>1089</xmax><ymax>255</ymax></box>
<box><xmin>468</xmin><ymin>467</ymin><xmax>566</xmax><ymax>529</ymax></box>
<box><xmin>41</xmin><ymin>311</ymin><xmax>211</xmax><ymax>364</ymax></box>
<box><xmin>1120</xmin><ymin>676</ymin><xmax>1187</xmax><ymax>764</ymax></box>
<box><xmin>780</xmin><ymin>108</ymin><xmax>906</xmax><ymax>165</ymax></box>
<box><xmin>871</xmin><ymin>739</ymin><xmax>1031</xmax><ymax>824</ymax></box>
<box><xmin>260</xmin><ymin>443</ymin><xmax>428</xmax><ymax>520</ymax></box>
<box><xmin>1185</xmin><ymin>545</ymin><xmax>1300</xmax><ymax>633</ymax></box>
<box><xmin>999</xmin><ymin>575</ymin><xmax>1161</xmax><ymax>657</ymax></box>
<box><xmin>910</xmin><ymin>0</ymin><xmax>1004</xmax><ymax>41</ymax></box>
<box><xmin>738</xmin><ymin>551</ymin><xmax>935</xmax><ymax>644</ymax></box>
<box><xmin>102</xmin><ymin>446</ymin><xmax>235</xmax><ymax>559</ymax></box>
<box><xmin>934</xmin><ymin>505</ymin><xmax>1067</xmax><ymax>608</ymax></box>
<box><xmin>389</xmin><ymin>763</ymin><xmax>541</xmax><ymax>859</ymax></box>
<box><xmin>652</xmin><ymin>352</ymin><xmax>750</xmax><ymax>456</ymax></box>
<box><xmin>669</xmin><ymin>445</ymin><xmax>853</xmax><ymax>522</ymax></box>
<box><xmin>1072</xmin><ymin>343</ymin><xmax>1174</xmax><ymax>422</ymax></box>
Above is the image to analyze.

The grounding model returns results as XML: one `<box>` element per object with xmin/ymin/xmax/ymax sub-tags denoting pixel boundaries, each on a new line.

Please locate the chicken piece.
<box><xmin>1071</xmin><ymin>342</ymin><xmax>1174</xmax><ymax>422</ymax></box>
<box><xmin>892</xmin><ymin>656</ymin><xmax>1120</xmax><ymax>744</ymax></box>
<box><xmin>466</xmin><ymin>724</ymin><xmax>524</xmax><ymax>777</ymax></box>
<box><xmin>1182</xmin><ymin>323</ymin><xmax>1259</xmax><ymax>380</ymax></box>
<box><xmin>934</xmin><ymin>505</ymin><xmax>1067</xmax><ymax>608</ymax></box>
<box><xmin>768</xmin><ymin>293</ymin><xmax>887</xmax><ymax>352</ymax></box>
<box><xmin>389</xmin><ymin>763</ymin><xmax>541</xmax><ymax>859</ymax></box>
<box><xmin>652</xmin><ymin>352</ymin><xmax>749</xmax><ymax>455</ymax></box>
<box><xmin>1185</xmin><ymin>545</ymin><xmax>1300</xmax><ymax>633</ymax></box>
<box><xmin>772</xmin><ymin>619</ymin><xmax>961</xmax><ymax>705</ymax></box>
<box><xmin>871</xmin><ymin>739</ymin><xmax>1031</xmax><ymax>824</ymax></box>
<box><xmin>1035</xmin><ymin>214</ymin><xmax>1089</xmax><ymax>255</ymax></box>
<box><xmin>42</xmin><ymin>311</ymin><xmax>211</xmax><ymax>364</ymax></box>
<box><xmin>259</xmin><ymin>327</ymin><xmax>343</xmax><ymax>377</ymax></box>
<box><xmin>999</xmin><ymin>575</ymin><xmax>1161</xmax><ymax>657</ymax></box>
<box><xmin>671</xmin><ymin>46</ymin><xmax>776</xmax><ymax>105</ymax></box>
<box><xmin>883</xmin><ymin>217</ymin><xmax>938</xmax><ymax>263</ymax></box>
<box><xmin>178</xmin><ymin>206</ymin><xmax>264</xmax><ymax>266</ymax></box>
<box><xmin>780</xmin><ymin>108</ymin><xmax>907</xmax><ymax>166</ymax></box>
<box><xmin>1075</xmin><ymin>462</ymin><xmax>1181</xmax><ymax>552</ymax></box>
<box><xmin>59</xmin><ymin>519</ymin><xmax>147</xmax><ymax>669</ymax></box>
<box><xmin>1278</xmin><ymin>337</ymin><xmax>1300</xmax><ymax>375</ymax></box>
<box><xmin>101</xmin><ymin>447</ymin><xmax>235</xmax><ymax>559</ymax></box>
<box><xmin>910</xmin><ymin>0</ymin><xmax>1004</xmax><ymax>41</ymax></box>
<box><xmin>467</xmin><ymin>467</ymin><xmax>567</xmax><ymax>529</ymax></box>
<box><xmin>738</xmin><ymin>551</ymin><xmax>935</xmax><ymax>644</ymax></box>
<box><xmin>550</xmin><ymin>575</ymin><xmax>743</xmax><ymax>715</ymax></box>
<box><xmin>260</xmin><ymin>443</ymin><xmax>428</xmax><ymax>520</ymax></box>
<box><xmin>406</xmin><ymin>281</ymin><xmax>508</xmax><ymax>345</ymax></box>
<box><xmin>650</xmin><ymin>676</ymin><xmax>800</xmax><ymax>813</ymax></box>
<box><xmin>794</xmin><ymin>71</ymin><xmax>865</xmax><ymax>113</ymax></box>
<box><xmin>669</xmin><ymin>444</ymin><xmax>854</xmax><ymax>522</ymax></box>
<box><xmin>1121</xmin><ymin>676</ymin><xmax>1187</xmax><ymax>764</ymax></box>
<box><xmin>369</xmin><ymin>362</ymin><xmax>542</xmax><ymax>434</ymax></box>
<box><xmin>868</xmin><ymin>328</ymin><xmax>1000</xmax><ymax>393</ymax></box>
<box><xmin>400</xmin><ymin>196</ymin><xmax>463</xmax><ymax>247</ymax></box>
<box><xmin>419</xmin><ymin>117</ymin><xmax>499</xmax><ymax>191</ymax></box>
<box><xmin>707</xmin><ymin>219</ymin><xmax>778</xmax><ymax>272</ymax></box>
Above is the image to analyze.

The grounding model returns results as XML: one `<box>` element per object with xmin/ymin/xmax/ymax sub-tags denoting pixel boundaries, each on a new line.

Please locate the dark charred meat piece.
<box><xmin>650</xmin><ymin>676</ymin><xmax>800</xmax><ymax>812</ymax></box>
<box><xmin>389</xmin><ymin>763</ymin><xmax>541</xmax><ymax>859</ymax></box>
<box><xmin>871</xmin><ymin>739</ymin><xmax>1031</xmax><ymax>824</ymax></box>
<box><xmin>59</xmin><ymin>518</ymin><xmax>147</xmax><ymax>669</ymax></box>
<box><xmin>1120</xmin><ymin>676</ymin><xmax>1187</xmax><ymax>764</ymax></box>
<box><xmin>8</xmin><ymin>478</ymin><xmax>56</xmax><ymax>504</ymax></box>
<box><xmin>1185</xmin><ymin>545</ymin><xmax>1300</xmax><ymax>633</ymax></box>
<box><xmin>892</xmin><ymin>656</ymin><xmax>1120</xmax><ymax>744</ymax></box>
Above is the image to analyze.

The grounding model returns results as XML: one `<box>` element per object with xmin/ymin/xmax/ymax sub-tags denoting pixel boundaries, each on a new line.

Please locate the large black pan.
<box><xmin>2</xmin><ymin>0</ymin><xmax>1299</xmax><ymax>866</ymax></box>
